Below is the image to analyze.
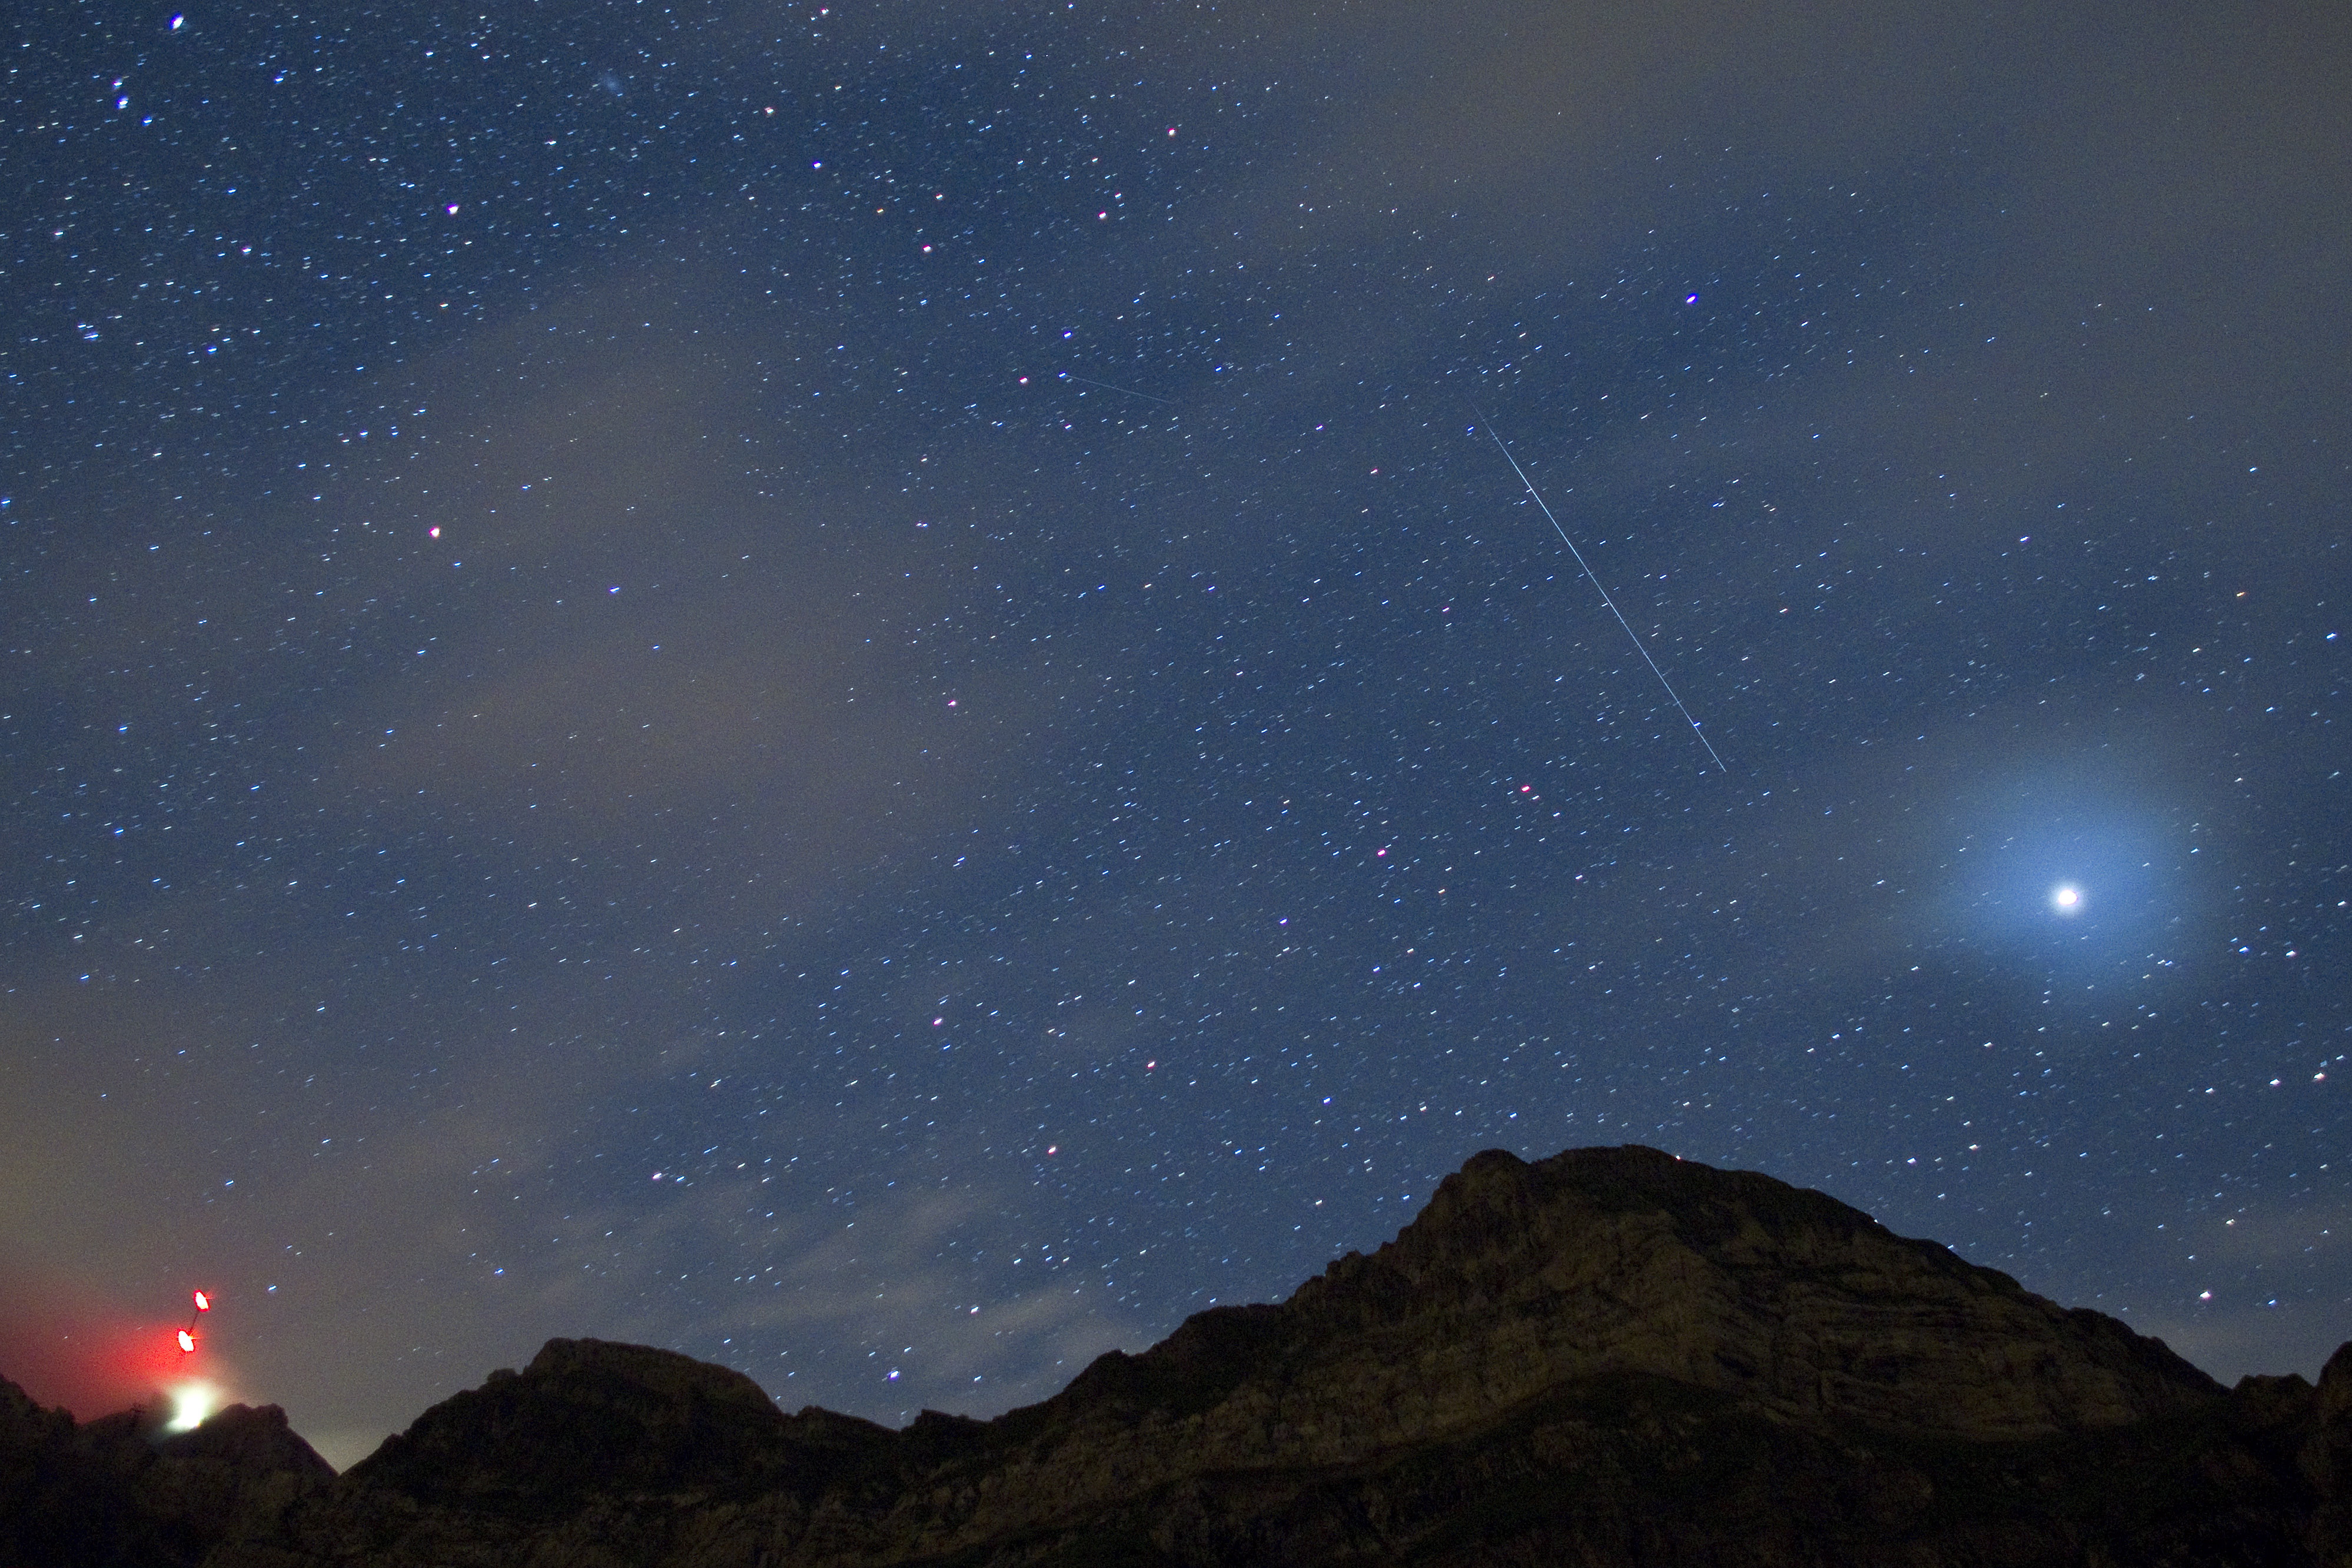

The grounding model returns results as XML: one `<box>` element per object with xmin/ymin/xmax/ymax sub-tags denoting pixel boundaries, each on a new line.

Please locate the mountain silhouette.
<box><xmin>12</xmin><ymin>1146</ymin><xmax>2348</xmax><ymax>1565</ymax></box>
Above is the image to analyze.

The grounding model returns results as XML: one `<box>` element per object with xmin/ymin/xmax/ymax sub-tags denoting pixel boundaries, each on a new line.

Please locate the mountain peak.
<box><xmin>16</xmin><ymin>1145</ymin><xmax>2346</xmax><ymax>1566</ymax></box>
<box><xmin>1271</xmin><ymin>1143</ymin><xmax>2218</xmax><ymax>1436</ymax></box>
<box><xmin>1022</xmin><ymin>1142</ymin><xmax>2215</xmax><ymax>1482</ymax></box>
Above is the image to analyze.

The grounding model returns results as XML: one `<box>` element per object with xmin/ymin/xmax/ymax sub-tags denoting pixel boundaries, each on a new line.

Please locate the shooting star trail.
<box><xmin>1059</xmin><ymin>372</ymin><xmax>1174</xmax><ymax>404</ymax></box>
<box><xmin>1477</xmin><ymin>414</ymin><xmax>1728</xmax><ymax>774</ymax></box>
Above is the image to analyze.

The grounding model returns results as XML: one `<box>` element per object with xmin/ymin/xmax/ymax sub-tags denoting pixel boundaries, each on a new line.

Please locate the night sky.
<box><xmin>5</xmin><ymin>0</ymin><xmax>2348</xmax><ymax>1469</ymax></box>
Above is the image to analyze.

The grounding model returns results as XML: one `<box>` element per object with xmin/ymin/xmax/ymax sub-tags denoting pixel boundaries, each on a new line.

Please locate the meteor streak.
<box><xmin>1477</xmin><ymin>415</ymin><xmax>1726</xmax><ymax>773</ymax></box>
<box><xmin>1057</xmin><ymin>371</ymin><xmax>1172</xmax><ymax>404</ymax></box>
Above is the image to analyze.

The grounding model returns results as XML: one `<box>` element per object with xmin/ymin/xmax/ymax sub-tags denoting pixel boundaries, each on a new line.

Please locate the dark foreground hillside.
<box><xmin>0</xmin><ymin>1381</ymin><xmax>331</xmax><ymax>1568</ymax></box>
<box><xmin>9</xmin><ymin>1145</ymin><xmax>2350</xmax><ymax>1566</ymax></box>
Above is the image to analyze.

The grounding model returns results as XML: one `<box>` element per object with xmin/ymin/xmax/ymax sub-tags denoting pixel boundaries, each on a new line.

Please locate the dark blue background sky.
<box><xmin>5</xmin><ymin>0</ymin><xmax>2346</xmax><ymax>1467</ymax></box>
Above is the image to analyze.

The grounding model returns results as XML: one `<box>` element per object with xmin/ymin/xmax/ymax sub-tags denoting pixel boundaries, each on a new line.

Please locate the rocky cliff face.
<box><xmin>19</xmin><ymin>1145</ymin><xmax>2352</xmax><ymax>1566</ymax></box>
<box><xmin>1049</xmin><ymin>1144</ymin><xmax>2221</xmax><ymax>1451</ymax></box>
<box><xmin>0</xmin><ymin>1376</ymin><xmax>333</xmax><ymax>1568</ymax></box>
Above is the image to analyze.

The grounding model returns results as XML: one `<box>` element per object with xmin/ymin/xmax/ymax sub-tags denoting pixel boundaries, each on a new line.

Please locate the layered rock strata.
<box><xmin>20</xmin><ymin>1145</ymin><xmax>2352</xmax><ymax>1566</ymax></box>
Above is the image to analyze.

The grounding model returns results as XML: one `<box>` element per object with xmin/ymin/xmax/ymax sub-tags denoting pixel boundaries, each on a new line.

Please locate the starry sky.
<box><xmin>5</xmin><ymin>0</ymin><xmax>2348</xmax><ymax>1468</ymax></box>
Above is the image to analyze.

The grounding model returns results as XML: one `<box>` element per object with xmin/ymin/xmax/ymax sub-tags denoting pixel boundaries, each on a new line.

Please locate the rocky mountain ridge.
<box><xmin>0</xmin><ymin>1378</ymin><xmax>331</xmax><ymax>1568</ymax></box>
<box><xmin>9</xmin><ymin>1145</ymin><xmax>2348</xmax><ymax>1565</ymax></box>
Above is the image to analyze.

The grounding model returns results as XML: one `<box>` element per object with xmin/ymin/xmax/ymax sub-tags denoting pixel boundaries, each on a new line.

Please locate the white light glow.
<box><xmin>2052</xmin><ymin>885</ymin><xmax>2082</xmax><ymax>912</ymax></box>
<box><xmin>165</xmin><ymin>1380</ymin><xmax>220</xmax><ymax>1433</ymax></box>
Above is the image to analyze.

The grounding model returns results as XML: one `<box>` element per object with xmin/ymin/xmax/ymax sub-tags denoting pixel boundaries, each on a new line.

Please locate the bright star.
<box><xmin>2052</xmin><ymin>885</ymin><xmax>2082</xmax><ymax>912</ymax></box>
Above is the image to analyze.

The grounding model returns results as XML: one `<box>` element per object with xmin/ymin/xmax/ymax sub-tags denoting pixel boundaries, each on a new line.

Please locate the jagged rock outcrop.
<box><xmin>0</xmin><ymin>1375</ymin><xmax>333</xmax><ymax>1568</ymax></box>
<box><xmin>34</xmin><ymin>1146</ymin><xmax>2352</xmax><ymax>1565</ymax></box>
<box><xmin>2310</xmin><ymin>1340</ymin><xmax>2352</xmax><ymax>1563</ymax></box>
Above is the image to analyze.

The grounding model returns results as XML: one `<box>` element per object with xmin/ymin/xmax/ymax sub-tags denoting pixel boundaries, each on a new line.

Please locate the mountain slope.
<box><xmin>0</xmin><ymin>1378</ymin><xmax>333</xmax><ymax>1568</ymax></box>
<box><xmin>34</xmin><ymin>1145</ymin><xmax>2352</xmax><ymax>1566</ymax></box>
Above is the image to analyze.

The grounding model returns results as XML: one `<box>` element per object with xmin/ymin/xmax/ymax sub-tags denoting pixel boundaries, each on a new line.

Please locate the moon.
<box><xmin>2051</xmin><ymin>884</ymin><xmax>2083</xmax><ymax>913</ymax></box>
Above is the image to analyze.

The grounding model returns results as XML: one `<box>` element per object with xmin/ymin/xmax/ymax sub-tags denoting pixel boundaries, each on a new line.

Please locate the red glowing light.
<box><xmin>172</xmin><ymin>1288</ymin><xmax>215</xmax><ymax>1354</ymax></box>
